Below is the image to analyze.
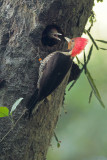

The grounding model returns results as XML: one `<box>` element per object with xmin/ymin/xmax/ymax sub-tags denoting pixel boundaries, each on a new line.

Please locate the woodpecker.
<box><xmin>27</xmin><ymin>37</ymin><xmax>88</xmax><ymax>114</ymax></box>
<box><xmin>41</xmin><ymin>24</ymin><xmax>63</xmax><ymax>46</ymax></box>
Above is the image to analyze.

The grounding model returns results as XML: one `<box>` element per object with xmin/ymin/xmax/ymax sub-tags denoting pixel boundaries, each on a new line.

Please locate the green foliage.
<box><xmin>96</xmin><ymin>0</ymin><xmax>103</xmax><ymax>2</ymax></box>
<box><xmin>88</xmin><ymin>0</ymin><xmax>103</xmax><ymax>32</ymax></box>
<box><xmin>86</xmin><ymin>69</ymin><xmax>105</xmax><ymax>108</ymax></box>
<box><xmin>0</xmin><ymin>107</ymin><xmax>9</xmax><ymax>117</ymax></box>
<box><xmin>96</xmin><ymin>39</ymin><xmax>107</xmax><ymax>43</ymax></box>
<box><xmin>89</xmin><ymin>11</ymin><xmax>96</xmax><ymax>23</ymax></box>
<box><xmin>0</xmin><ymin>98</ymin><xmax>26</xmax><ymax>143</ymax></box>
<box><xmin>54</xmin><ymin>132</ymin><xmax>61</xmax><ymax>148</ymax></box>
<box><xmin>86</xmin><ymin>0</ymin><xmax>105</xmax><ymax>106</ymax></box>
<box><xmin>99</xmin><ymin>47</ymin><xmax>107</xmax><ymax>50</ymax></box>
<box><xmin>10</xmin><ymin>98</ymin><xmax>23</xmax><ymax>115</ymax></box>
<box><xmin>0</xmin><ymin>98</ymin><xmax>23</xmax><ymax>119</ymax></box>
<box><xmin>57</xmin><ymin>142</ymin><xmax>61</xmax><ymax>148</ymax></box>
<box><xmin>86</xmin><ymin>30</ymin><xmax>99</xmax><ymax>50</ymax></box>
<box><xmin>89</xmin><ymin>90</ymin><xmax>93</xmax><ymax>103</ymax></box>
<box><xmin>68</xmin><ymin>31</ymin><xmax>106</xmax><ymax>109</ymax></box>
<box><xmin>95</xmin><ymin>40</ymin><xmax>107</xmax><ymax>50</ymax></box>
<box><xmin>87</xmin><ymin>44</ymin><xmax>93</xmax><ymax>64</ymax></box>
<box><xmin>88</xmin><ymin>11</ymin><xmax>96</xmax><ymax>32</ymax></box>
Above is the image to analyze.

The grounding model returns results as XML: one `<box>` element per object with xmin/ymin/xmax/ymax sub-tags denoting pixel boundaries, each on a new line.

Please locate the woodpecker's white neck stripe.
<box><xmin>61</xmin><ymin>51</ymin><xmax>71</xmax><ymax>56</ymax></box>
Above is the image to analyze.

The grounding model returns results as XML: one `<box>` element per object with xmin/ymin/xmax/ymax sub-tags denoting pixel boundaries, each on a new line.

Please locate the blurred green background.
<box><xmin>47</xmin><ymin>1</ymin><xmax>107</xmax><ymax>160</ymax></box>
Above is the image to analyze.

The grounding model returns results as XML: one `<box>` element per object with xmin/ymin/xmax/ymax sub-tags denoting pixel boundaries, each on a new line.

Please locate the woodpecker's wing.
<box><xmin>27</xmin><ymin>52</ymin><xmax>58</xmax><ymax>112</ymax></box>
<box><xmin>37</xmin><ymin>51</ymin><xmax>72</xmax><ymax>101</ymax></box>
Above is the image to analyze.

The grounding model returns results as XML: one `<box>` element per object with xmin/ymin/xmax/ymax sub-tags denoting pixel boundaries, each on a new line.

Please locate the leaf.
<box><xmin>89</xmin><ymin>90</ymin><xmax>93</xmax><ymax>103</ymax></box>
<box><xmin>83</xmin><ymin>29</ymin><xmax>86</xmax><ymax>34</ymax></box>
<box><xmin>68</xmin><ymin>45</ymin><xmax>93</xmax><ymax>91</ymax></box>
<box><xmin>10</xmin><ymin>98</ymin><xmax>23</xmax><ymax>115</ymax></box>
<box><xmin>0</xmin><ymin>107</ymin><xmax>9</xmax><ymax>117</ymax></box>
<box><xmin>54</xmin><ymin>132</ymin><xmax>61</xmax><ymax>148</ymax></box>
<box><xmin>86</xmin><ymin>30</ymin><xmax>99</xmax><ymax>50</ymax></box>
<box><xmin>87</xmin><ymin>45</ymin><xmax>93</xmax><ymax>64</ymax></box>
<box><xmin>100</xmin><ymin>47</ymin><xmax>107</xmax><ymax>50</ymax></box>
<box><xmin>96</xmin><ymin>40</ymin><xmax>107</xmax><ymax>43</ymax></box>
<box><xmin>76</xmin><ymin>56</ymin><xmax>81</xmax><ymax>64</ymax></box>
<box><xmin>86</xmin><ymin>69</ymin><xmax>105</xmax><ymax>108</ymax></box>
<box><xmin>57</xmin><ymin>142</ymin><xmax>60</xmax><ymax>148</ymax></box>
<box><xmin>83</xmin><ymin>45</ymin><xmax>93</xmax><ymax>75</ymax></box>
<box><xmin>97</xmin><ymin>0</ymin><xmax>103</xmax><ymax>2</ymax></box>
<box><xmin>84</xmin><ymin>51</ymin><xmax>87</xmax><ymax>63</ymax></box>
<box><xmin>83</xmin><ymin>51</ymin><xmax>87</xmax><ymax>74</ymax></box>
<box><xmin>54</xmin><ymin>132</ymin><xmax>59</xmax><ymax>142</ymax></box>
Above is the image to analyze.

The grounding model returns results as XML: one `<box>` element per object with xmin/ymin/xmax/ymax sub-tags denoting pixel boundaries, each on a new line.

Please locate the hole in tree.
<box><xmin>41</xmin><ymin>24</ymin><xmax>64</xmax><ymax>47</ymax></box>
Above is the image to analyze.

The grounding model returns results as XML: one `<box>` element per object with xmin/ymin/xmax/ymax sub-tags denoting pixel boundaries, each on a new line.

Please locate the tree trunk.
<box><xmin>0</xmin><ymin>0</ymin><xmax>94</xmax><ymax>159</ymax></box>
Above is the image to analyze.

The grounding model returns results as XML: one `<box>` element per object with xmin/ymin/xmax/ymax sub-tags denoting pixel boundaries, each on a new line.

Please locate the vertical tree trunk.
<box><xmin>0</xmin><ymin>0</ymin><xmax>94</xmax><ymax>159</ymax></box>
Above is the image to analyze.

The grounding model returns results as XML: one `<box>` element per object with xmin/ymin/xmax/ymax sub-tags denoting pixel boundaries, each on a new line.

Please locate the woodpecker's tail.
<box><xmin>27</xmin><ymin>88</ymin><xmax>39</xmax><ymax>116</ymax></box>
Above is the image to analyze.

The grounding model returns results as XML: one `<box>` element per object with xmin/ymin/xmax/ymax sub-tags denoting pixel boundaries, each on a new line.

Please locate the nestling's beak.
<box><xmin>49</xmin><ymin>30</ymin><xmax>62</xmax><ymax>41</ymax></box>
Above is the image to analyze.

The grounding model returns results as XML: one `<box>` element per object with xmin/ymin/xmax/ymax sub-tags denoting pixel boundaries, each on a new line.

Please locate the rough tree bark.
<box><xmin>0</xmin><ymin>0</ymin><xmax>94</xmax><ymax>160</ymax></box>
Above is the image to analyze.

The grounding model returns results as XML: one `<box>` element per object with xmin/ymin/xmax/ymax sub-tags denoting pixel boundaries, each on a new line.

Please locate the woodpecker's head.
<box><xmin>49</xmin><ymin>28</ymin><xmax>62</xmax><ymax>41</ymax></box>
<box><xmin>41</xmin><ymin>24</ymin><xmax>63</xmax><ymax>47</ymax></box>
<box><xmin>65</xmin><ymin>37</ymin><xmax>88</xmax><ymax>57</ymax></box>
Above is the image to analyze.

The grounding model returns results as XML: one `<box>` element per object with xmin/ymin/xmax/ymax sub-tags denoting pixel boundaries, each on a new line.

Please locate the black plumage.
<box><xmin>27</xmin><ymin>52</ymin><xmax>72</xmax><ymax>113</ymax></box>
<box><xmin>68</xmin><ymin>62</ymin><xmax>81</xmax><ymax>83</ymax></box>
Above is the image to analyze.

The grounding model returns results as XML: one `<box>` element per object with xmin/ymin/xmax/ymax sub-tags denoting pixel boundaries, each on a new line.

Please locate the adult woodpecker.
<box><xmin>27</xmin><ymin>37</ymin><xmax>88</xmax><ymax>114</ymax></box>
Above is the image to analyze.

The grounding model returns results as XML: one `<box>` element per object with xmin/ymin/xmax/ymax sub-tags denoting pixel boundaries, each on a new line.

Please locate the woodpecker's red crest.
<box><xmin>65</xmin><ymin>37</ymin><xmax>88</xmax><ymax>57</ymax></box>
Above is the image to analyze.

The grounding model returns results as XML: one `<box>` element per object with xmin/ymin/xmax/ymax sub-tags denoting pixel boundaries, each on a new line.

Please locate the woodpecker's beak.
<box><xmin>64</xmin><ymin>37</ymin><xmax>71</xmax><ymax>43</ymax></box>
<box><xmin>50</xmin><ymin>32</ymin><xmax>62</xmax><ymax>41</ymax></box>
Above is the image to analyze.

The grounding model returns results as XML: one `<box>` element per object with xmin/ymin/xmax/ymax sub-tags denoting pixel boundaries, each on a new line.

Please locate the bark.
<box><xmin>0</xmin><ymin>0</ymin><xmax>94</xmax><ymax>160</ymax></box>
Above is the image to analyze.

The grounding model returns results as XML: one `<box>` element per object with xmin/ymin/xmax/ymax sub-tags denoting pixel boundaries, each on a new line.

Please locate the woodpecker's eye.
<box><xmin>72</xmin><ymin>39</ymin><xmax>74</xmax><ymax>42</ymax></box>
